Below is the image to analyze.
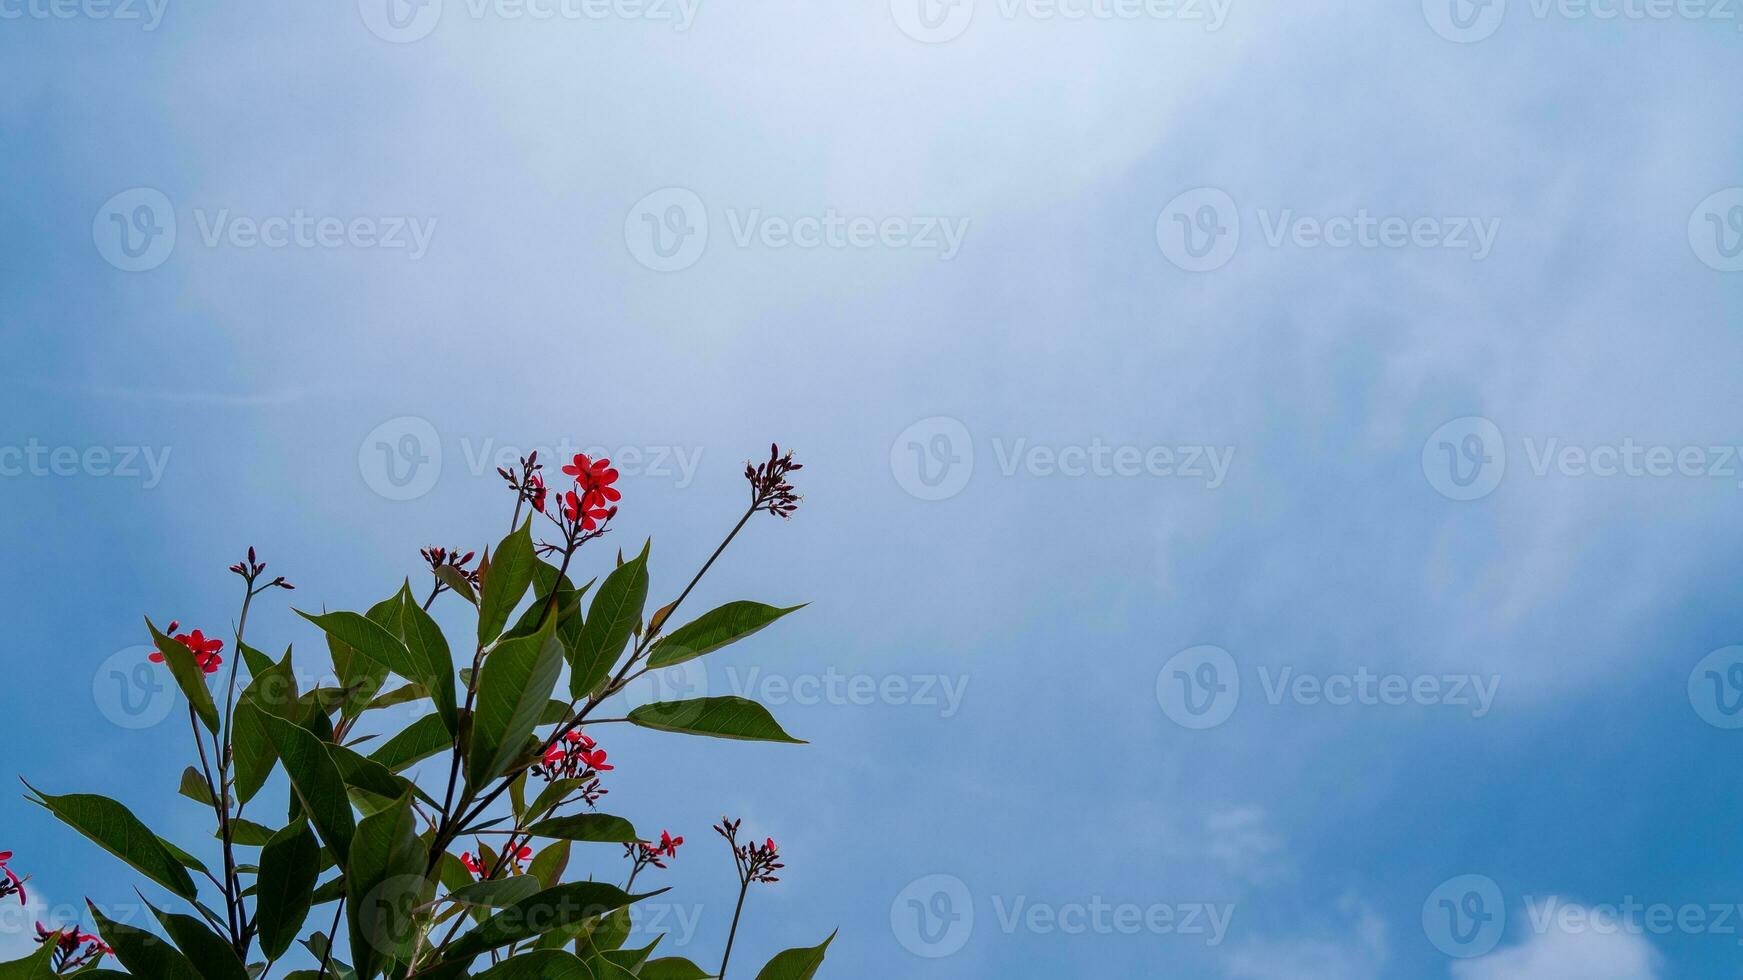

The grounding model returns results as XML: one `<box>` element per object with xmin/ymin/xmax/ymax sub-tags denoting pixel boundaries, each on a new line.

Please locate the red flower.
<box><xmin>460</xmin><ymin>852</ymin><xmax>484</xmax><ymax>875</ymax></box>
<box><xmin>657</xmin><ymin>831</ymin><xmax>684</xmax><ymax>857</ymax></box>
<box><xmin>565</xmin><ymin>729</ymin><xmax>596</xmax><ymax>750</ymax></box>
<box><xmin>560</xmin><ymin>490</ymin><xmax>615</xmax><ymax>532</ymax></box>
<box><xmin>147</xmin><ymin>624</ymin><xmax>225</xmax><ymax>675</ymax></box>
<box><xmin>542</xmin><ymin>743</ymin><xmax>566</xmax><ymax>767</ymax></box>
<box><xmin>527</xmin><ymin>472</ymin><xmax>548</xmax><ymax>513</ymax></box>
<box><xmin>578</xmin><ymin>748</ymin><xmax>613</xmax><ymax>772</ymax></box>
<box><xmin>765</xmin><ymin>838</ymin><xmax>778</xmax><ymax>853</ymax></box>
<box><xmin>510</xmin><ymin>845</ymin><xmax>533</xmax><ymax>864</ymax></box>
<box><xmin>563</xmin><ymin>455</ymin><xmax>622</xmax><ymax>503</ymax></box>
<box><xmin>0</xmin><ymin>851</ymin><xmax>26</xmax><ymax>905</ymax></box>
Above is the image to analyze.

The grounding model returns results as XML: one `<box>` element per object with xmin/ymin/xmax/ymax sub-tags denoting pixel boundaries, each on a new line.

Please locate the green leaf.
<box><xmin>346</xmin><ymin>790</ymin><xmax>430</xmax><ymax>979</ymax></box>
<box><xmin>528</xmin><ymin>839</ymin><xmax>570</xmax><ymax>889</ymax></box>
<box><xmin>522</xmin><ymin>814</ymin><xmax>639</xmax><ymax>844</ymax></box>
<box><xmin>398</xmin><ymin>585</ymin><xmax>459</xmax><ymax>733</ymax></box>
<box><xmin>296</xmin><ymin>610</ymin><xmax>420</xmax><ymax>693</ymax></box>
<box><xmin>444</xmin><ymin>883</ymin><xmax>658</xmax><ymax>961</ymax></box>
<box><xmin>648</xmin><ymin>602</ymin><xmax>804</xmax><ymax>668</ymax></box>
<box><xmin>0</xmin><ymin>933</ymin><xmax>60</xmax><ymax>978</ymax></box>
<box><xmin>365</xmin><ymin>683</ymin><xmax>430</xmax><ymax>712</ymax></box>
<box><xmin>87</xmin><ymin>904</ymin><xmax>201</xmax><ymax>980</ymax></box>
<box><xmin>145</xmin><ymin>617</ymin><xmax>219</xmax><ymax>733</ymax></box>
<box><xmin>447</xmin><ymin>875</ymin><xmax>542</xmax><ymax>910</ymax></box>
<box><xmin>149</xmin><ymin>902</ymin><xmax>249</xmax><ymax>980</ymax></box>
<box><xmin>472</xmin><ymin>951</ymin><xmax>595</xmax><ymax>979</ymax></box>
<box><xmin>435</xmin><ymin>564</ymin><xmax>479</xmax><ymax>605</ymax></box>
<box><xmin>569</xmin><ymin>541</ymin><xmax>650</xmax><ymax>700</ymax></box>
<box><xmin>466</xmin><ymin>621</ymin><xmax>564</xmax><ymax>789</ymax></box>
<box><xmin>256</xmin><ymin>819</ymin><xmax>321</xmax><ymax>960</ymax></box>
<box><xmin>752</xmin><ymin>932</ymin><xmax>835</xmax><ymax>980</ymax></box>
<box><xmin>24</xmin><ymin>784</ymin><xmax>196</xmax><ymax>899</ymax></box>
<box><xmin>234</xmin><ymin>646</ymin><xmax>302</xmax><ymax>804</ymax></box>
<box><xmin>639</xmin><ymin>958</ymin><xmax>712</xmax><ymax>980</ymax></box>
<box><xmin>262</xmin><ymin>714</ymin><xmax>356</xmax><ymax>864</ymax></box>
<box><xmin>177</xmin><ymin>767</ymin><xmax>213</xmax><ymax>806</ymax></box>
<box><xmin>330</xmin><ymin>632</ymin><xmax>390</xmax><ymax>722</ymax></box>
<box><xmin>479</xmin><ymin>519</ymin><xmax>536</xmax><ymax>644</ymax></box>
<box><xmin>330</xmin><ymin>741</ymin><xmax>435</xmax><ymax>808</ymax></box>
<box><xmin>369</xmin><ymin>713</ymin><xmax>454</xmax><ymax>772</ymax></box>
<box><xmin>218</xmin><ymin>817</ymin><xmax>280</xmax><ymax>847</ymax></box>
<box><xmin>626</xmin><ymin>696</ymin><xmax>805</xmax><ymax>743</ymax></box>
<box><xmin>238</xmin><ymin>641</ymin><xmax>276</xmax><ymax>677</ymax></box>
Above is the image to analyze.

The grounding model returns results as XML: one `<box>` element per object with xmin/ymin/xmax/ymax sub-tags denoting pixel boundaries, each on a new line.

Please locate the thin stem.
<box><xmin>718</xmin><ymin>882</ymin><xmax>751</xmax><ymax>980</ymax></box>
<box><xmin>315</xmin><ymin>897</ymin><xmax>345</xmax><ymax>980</ymax></box>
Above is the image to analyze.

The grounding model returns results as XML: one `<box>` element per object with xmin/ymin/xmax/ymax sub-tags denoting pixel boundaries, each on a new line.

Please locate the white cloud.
<box><xmin>1451</xmin><ymin>902</ymin><xmax>1662</xmax><ymax>980</ymax></box>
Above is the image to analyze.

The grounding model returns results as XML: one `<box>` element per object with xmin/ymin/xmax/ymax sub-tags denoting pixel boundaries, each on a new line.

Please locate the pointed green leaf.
<box><xmin>24</xmin><ymin>784</ymin><xmax>197</xmax><ymax>899</ymax></box>
<box><xmin>472</xmin><ymin>951</ymin><xmax>595</xmax><ymax>979</ymax></box>
<box><xmin>368</xmin><ymin>713</ymin><xmax>453</xmax><ymax>772</ymax></box>
<box><xmin>234</xmin><ymin>646</ymin><xmax>302</xmax><ymax>804</ymax></box>
<box><xmin>639</xmin><ymin>957</ymin><xmax>711</xmax><ymax>980</ymax></box>
<box><xmin>149</xmin><ymin>902</ymin><xmax>248</xmax><ymax>980</ymax></box>
<box><xmin>398</xmin><ymin>585</ymin><xmax>458</xmax><ymax>733</ymax></box>
<box><xmin>444</xmin><ymin>883</ymin><xmax>659</xmax><ymax>961</ymax></box>
<box><xmin>257</xmin><ymin>819</ymin><xmax>321</xmax><ymax>960</ymax></box>
<box><xmin>522</xmin><ymin>814</ymin><xmax>639</xmax><ymax>844</ymax></box>
<box><xmin>0</xmin><ymin>935</ymin><xmax>59</xmax><ymax>978</ymax></box>
<box><xmin>627</xmin><ymin>696</ymin><xmax>805</xmax><ymax>743</ymax></box>
<box><xmin>648</xmin><ymin>602</ymin><xmax>804</xmax><ymax>668</ymax></box>
<box><xmin>467</xmin><ymin>621</ymin><xmax>564</xmax><ymax>789</ymax></box>
<box><xmin>262</xmin><ymin>714</ymin><xmax>355</xmax><ymax>864</ymax></box>
<box><xmin>479</xmin><ymin>519</ymin><xmax>536</xmax><ymax>644</ymax></box>
<box><xmin>145</xmin><ymin>617</ymin><xmax>219</xmax><ymax>733</ymax></box>
<box><xmin>177</xmin><ymin>767</ymin><xmax>213</xmax><ymax>806</ymax></box>
<box><xmin>569</xmin><ymin>541</ymin><xmax>649</xmax><ymax>700</ymax></box>
<box><xmin>346</xmin><ymin>790</ymin><xmax>429</xmax><ymax>979</ymax></box>
<box><xmin>753</xmin><ymin>931</ymin><xmax>835</xmax><ymax>980</ymax></box>
<box><xmin>87</xmin><ymin>904</ymin><xmax>201</xmax><ymax>980</ymax></box>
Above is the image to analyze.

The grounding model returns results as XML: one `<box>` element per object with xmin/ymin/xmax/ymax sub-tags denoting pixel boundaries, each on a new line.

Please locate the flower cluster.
<box><xmin>229</xmin><ymin>546</ymin><xmax>293</xmax><ymax>591</ymax></box>
<box><xmin>556</xmin><ymin>454</ymin><xmax>621</xmax><ymax>531</ymax></box>
<box><xmin>0</xmin><ymin>851</ymin><xmax>25</xmax><ymax>906</ymax></box>
<box><xmin>745</xmin><ymin>444</ymin><xmax>802</xmax><ymax>518</ymax></box>
<box><xmin>497</xmin><ymin>451</ymin><xmax>546</xmax><ymax>514</ymax></box>
<box><xmin>148</xmin><ymin>622</ymin><xmax>226</xmax><ymax>675</ymax></box>
<box><xmin>34</xmin><ymin>923</ymin><xmax>109</xmax><ymax>972</ymax></box>
<box><xmin>625</xmin><ymin>830</ymin><xmax>685</xmax><ymax>872</ymax></box>
<box><xmin>528</xmin><ymin>729</ymin><xmax>610</xmax><ymax>807</ymax></box>
<box><xmin>714</xmin><ymin>817</ymin><xmax>784</xmax><ymax>884</ymax></box>
<box><xmin>460</xmin><ymin>842</ymin><xmax>532</xmax><ymax>879</ymax></box>
<box><xmin>421</xmin><ymin>545</ymin><xmax>480</xmax><ymax>589</ymax></box>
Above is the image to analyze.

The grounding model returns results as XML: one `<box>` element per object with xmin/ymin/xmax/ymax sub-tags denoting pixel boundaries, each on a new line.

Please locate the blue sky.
<box><xmin>4</xmin><ymin>0</ymin><xmax>1743</xmax><ymax>976</ymax></box>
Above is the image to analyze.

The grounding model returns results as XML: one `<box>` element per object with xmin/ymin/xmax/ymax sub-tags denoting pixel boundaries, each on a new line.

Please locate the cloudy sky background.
<box><xmin>3</xmin><ymin>0</ymin><xmax>1742</xmax><ymax>976</ymax></box>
